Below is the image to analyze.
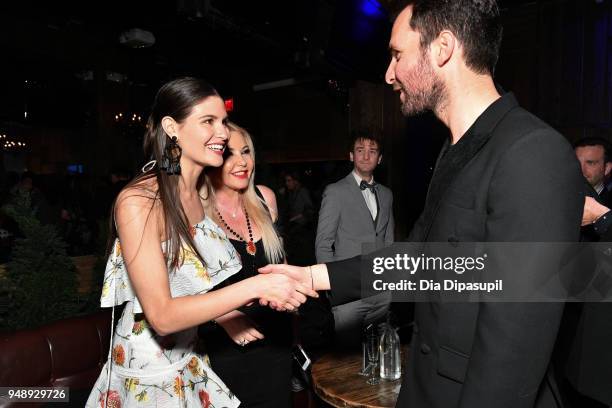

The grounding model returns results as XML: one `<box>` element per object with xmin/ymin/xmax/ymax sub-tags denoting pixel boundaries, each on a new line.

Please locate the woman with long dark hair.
<box><xmin>86</xmin><ymin>78</ymin><xmax>316</xmax><ymax>407</ymax></box>
<box><xmin>200</xmin><ymin>122</ymin><xmax>293</xmax><ymax>407</ymax></box>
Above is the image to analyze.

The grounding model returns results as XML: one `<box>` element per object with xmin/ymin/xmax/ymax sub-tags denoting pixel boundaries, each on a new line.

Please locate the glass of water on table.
<box><xmin>359</xmin><ymin>324</ymin><xmax>374</xmax><ymax>376</ymax></box>
<box><xmin>365</xmin><ymin>326</ymin><xmax>380</xmax><ymax>385</ymax></box>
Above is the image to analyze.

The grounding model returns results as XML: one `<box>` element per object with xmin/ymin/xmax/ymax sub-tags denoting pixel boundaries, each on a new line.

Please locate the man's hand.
<box><xmin>259</xmin><ymin>264</ymin><xmax>311</xmax><ymax>288</ymax></box>
<box><xmin>259</xmin><ymin>264</ymin><xmax>330</xmax><ymax>309</ymax></box>
<box><xmin>255</xmin><ymin>271</ymin><xmax>318</xmax><ymax>312</ymax></box>
<box><xmin>582</xmin><ymin>196</ymin><xmax>610</xmax><ymax>226</ymax></box>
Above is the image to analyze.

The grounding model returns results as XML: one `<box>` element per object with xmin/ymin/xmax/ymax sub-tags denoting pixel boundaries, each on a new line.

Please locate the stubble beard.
<box><xmin>398</xmin><ymin>53</ymin><xmax>447</xmax><ymax>117</ymax></box>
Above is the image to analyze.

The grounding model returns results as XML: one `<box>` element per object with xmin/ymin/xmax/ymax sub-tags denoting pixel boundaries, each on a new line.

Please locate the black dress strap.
<box><xmin>255</xmin><ymin>186</ymin><xmax>272</xmax><ymax>216</ymax></box>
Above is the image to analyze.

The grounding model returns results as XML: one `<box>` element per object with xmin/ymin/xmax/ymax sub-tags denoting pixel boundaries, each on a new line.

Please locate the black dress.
<box><xmin>203</xmin><ymin>238</ymin><xmax>293</xmax><ymax>408</ymax></box>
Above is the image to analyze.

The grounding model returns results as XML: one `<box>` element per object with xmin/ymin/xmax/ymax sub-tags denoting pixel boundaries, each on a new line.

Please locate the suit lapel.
<box><xmin>373</xmin><ymin>187</ymin><xmax>380</xmax><ymax>228</ymax></box>
<box><xmin>345</xmin><ymin>174</ymin><xmax>375</xmax><ymax>227</ymax></box>
<box><xmin>374</xmin><ymin>187</ymin><xmax>390</xmax><ymax>230</ymax></box>
<box><xmin>417</xmin><ymin>93</ymin><xmax>519</xmax><ymax>241</ymax></box>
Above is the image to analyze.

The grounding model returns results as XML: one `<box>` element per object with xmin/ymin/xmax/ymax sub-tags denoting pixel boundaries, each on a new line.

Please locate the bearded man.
<box><xmin>262</xmin><ymin>1</ymin><xmax>584</xmax><ymax>407</ymax></box>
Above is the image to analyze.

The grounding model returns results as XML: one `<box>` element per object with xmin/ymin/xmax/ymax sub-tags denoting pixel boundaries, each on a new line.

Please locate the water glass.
<box><xmin>358</xmin><ymin>341</ymin><xmax>371</xmax><ymax>376</ymax></box>
<box><xmin>366</xmin><ymin>330</ymin><xmax>380</xmax><ymax>385</ymax></box>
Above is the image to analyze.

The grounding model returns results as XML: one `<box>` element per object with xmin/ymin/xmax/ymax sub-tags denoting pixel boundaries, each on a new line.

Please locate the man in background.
<box><xmin>316</xmin><ymin>129</ymin><xmax>394</xmax><ymax>344</ymax></box>
<box><xmin>561</xmin><ymin>137</ymin><xmax>612</xmax><ymax>407</ymax></box>
<box><xmin>574</xmin><ymin>137</ymin><xmax>612</xmax><ymax>204</ymax></box>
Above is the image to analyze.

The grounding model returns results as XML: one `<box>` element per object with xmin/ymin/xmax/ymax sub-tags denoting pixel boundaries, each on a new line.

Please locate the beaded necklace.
<box><xmin>215</xmin><ymin>205</ymin><xmax>257</xmax><ymax>256</ymax></box>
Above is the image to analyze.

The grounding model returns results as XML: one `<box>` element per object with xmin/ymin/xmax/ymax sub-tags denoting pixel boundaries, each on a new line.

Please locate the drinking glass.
<box><xmin>358</xmin><ymin>341</ymin><xmax>371</xmax><ymax>376</ymax></box>
<box><xmin>366</xmin><ymin>330</ymin><xmax>380</xmax><ymax>385</ymax></box>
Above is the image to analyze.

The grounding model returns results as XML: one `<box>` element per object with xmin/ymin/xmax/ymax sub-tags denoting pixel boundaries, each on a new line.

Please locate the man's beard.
<box><xmin>398</xmin><ymin>54</ymin><xmax>446</xmax><ymax>117</ymax></box>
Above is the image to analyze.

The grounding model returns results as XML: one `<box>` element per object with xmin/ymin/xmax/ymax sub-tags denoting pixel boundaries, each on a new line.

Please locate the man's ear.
<box><xmin>432</xmin><ymin>30</ymin><xmax>455</xmax><ymax>68</ymax></box>
<box><xmin>161</xmin><ymin>116</ymin><xmax>177</xmax><ymax>138</ymax></box>
<box><xmin>378</xmin><ymin>154</ymin><xmax>383</xmax><ymax>165</ymax></box>
<box><xmin>349</xmin><ymin>152</ymin><xmax>354</xmax><ymax>162</ymax></box>
<box><xmin>605</xmin><ymin>162</ymin><xmax>612</xmax><ymax>178</ymax></box>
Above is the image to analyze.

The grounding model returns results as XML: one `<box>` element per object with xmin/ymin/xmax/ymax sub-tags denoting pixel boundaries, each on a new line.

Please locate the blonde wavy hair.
<box><xmin>201</xmin><ymin>122</ymin><xmax>285</xmax><ymax>263</ymax></box>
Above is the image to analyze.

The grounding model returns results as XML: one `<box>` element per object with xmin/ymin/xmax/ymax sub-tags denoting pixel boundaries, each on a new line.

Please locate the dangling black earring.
<box><xmin>161</xmin><ymin>135</ymin><xmax>182</xmax><ymax>175</ymax></box>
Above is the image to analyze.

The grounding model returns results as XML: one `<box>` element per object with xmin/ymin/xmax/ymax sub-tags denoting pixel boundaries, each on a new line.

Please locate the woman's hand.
<box><xmin>259</xmin><ymin>263</ymin><xmax>330</xmax><ymax>296</ymax></box>
<box><xmin>258</xmin><ymin>263</ymin><xmax>330</xmax><ymax>312</ymax></box>
<box><xmin>583</xmin><ymin>196</ymin><xmax>610</xmax><ymax>226</ymax></box>
<box><xmin>259</xmin><ymin>264</ymin><xmax>310</xmax><ymax>289</ymax></box>
<box><xmin>216</xmin><ymin>310</ymin><xmax>264</xmax><ymax>347</ymax></box>
<box><xmin>255</xmin><ymin>271</ymin><xmax>318</xmax><ymax>312</ymax></box>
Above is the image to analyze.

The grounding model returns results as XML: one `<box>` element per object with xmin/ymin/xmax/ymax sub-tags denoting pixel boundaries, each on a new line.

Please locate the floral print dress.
<box><xmin>86</xmin><ymin>217</ymin><xmax>242</xmax><ymax>408</ymax></box>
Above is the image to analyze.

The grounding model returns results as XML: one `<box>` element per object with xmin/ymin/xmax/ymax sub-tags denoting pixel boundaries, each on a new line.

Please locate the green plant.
<box><xmin>1</xmin><ymin>191</ymin><xmax>79</xmax><ymax>331</ymax></box>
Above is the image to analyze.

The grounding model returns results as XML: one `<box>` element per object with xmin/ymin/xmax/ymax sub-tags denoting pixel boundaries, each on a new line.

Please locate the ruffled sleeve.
<box><xmin>100</xmin><ymin>239</ymin><xmax>144</xmax><ymax>312</ymax></box>
<box><xmin>100</xmin><ymin>218</ymin><xmax>242</xmax><ymax>311</ymax></box>
<box><xmin>170</xmin><ymin>218</ymin><xmax>242</xmax><ymax>298</ymax></box>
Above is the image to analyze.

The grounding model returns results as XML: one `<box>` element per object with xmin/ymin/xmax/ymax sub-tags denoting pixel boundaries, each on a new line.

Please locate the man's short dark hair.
<box><xmin>394</xmin><ymin>0</ymin><xmax>503</xmax><ymax>75</ymax></box>
<box><xmin>285</xmin><ymin>171</ymin><xmax>301</xmax><ymax>184</ymax></box>
<box><xmin>574</xmin><ymin>137</ymin><xmax>612</xmax><ymax>163</ymax></box>
<box><xmin>350</xmin><ymin>128</ymin><xmax>383</xmax><ymax>154</ymax></box>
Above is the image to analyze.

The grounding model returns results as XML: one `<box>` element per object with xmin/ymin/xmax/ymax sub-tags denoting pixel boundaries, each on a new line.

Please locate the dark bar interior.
<box><xmin>1</xmin><ymin>0</ymin><xmax>611</xmax><ymax>407</ymax></box>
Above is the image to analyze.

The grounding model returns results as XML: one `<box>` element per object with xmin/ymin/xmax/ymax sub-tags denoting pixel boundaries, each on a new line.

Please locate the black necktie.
<box><xmin>360</xmin><ymin>180</ymin><xmax>379</xmax><ymax>223</ymax></box>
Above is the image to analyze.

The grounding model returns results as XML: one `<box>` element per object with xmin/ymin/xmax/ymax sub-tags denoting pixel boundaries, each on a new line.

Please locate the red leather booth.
<box><xmin>0</xmin><ymin>310</ymin><xmax>111</xmax><ymax>407</ymax></box>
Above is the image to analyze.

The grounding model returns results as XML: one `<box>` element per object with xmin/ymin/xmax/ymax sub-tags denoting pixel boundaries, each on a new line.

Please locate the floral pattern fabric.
<box><xmin>87</xmin><ymin>217</ymin><xmax>242</xmax><ymax>408</ymax></box>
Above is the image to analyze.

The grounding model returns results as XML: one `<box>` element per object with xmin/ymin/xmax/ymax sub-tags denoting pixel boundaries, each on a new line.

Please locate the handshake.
<box><xmin>254</xmin><ymin>264</ymin><xmax>330</xmax><ymax>312</ymax></box>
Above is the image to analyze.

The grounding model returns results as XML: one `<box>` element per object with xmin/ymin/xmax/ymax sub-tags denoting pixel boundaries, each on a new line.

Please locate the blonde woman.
<box><xmin>86</xmin><ymin>79</ymin><xmax>315</xmax><ymax>408</ymax></box>
<box><xmin>200</xmin><ymin>122</ymin><xmax>293</xmax><ymax>408</ymax></box>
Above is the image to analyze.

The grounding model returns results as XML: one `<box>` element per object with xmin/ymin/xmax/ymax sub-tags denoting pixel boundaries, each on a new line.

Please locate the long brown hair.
<box><xmin>109</xmin><ymin>77</ymin><xmax>220</xmax><ymax>268</ymax></box>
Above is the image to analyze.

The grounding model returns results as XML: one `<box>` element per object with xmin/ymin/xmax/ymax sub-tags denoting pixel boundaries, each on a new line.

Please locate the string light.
<box><xmin>1</xmin><ymin>133</ymin><xmax>28</xmax><ymax>152</ymax></box>
<box><xmin>114</xmin><ymin>112</ymin><xmax>142</xmax><ymax>123</ymax></box>
<box><xmin>113</xmin><ymin>111</ymin><xmax>144</xmax><ymax>136</ymax></box>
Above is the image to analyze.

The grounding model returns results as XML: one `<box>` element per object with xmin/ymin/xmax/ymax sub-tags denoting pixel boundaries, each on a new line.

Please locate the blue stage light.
<box><xmin>359</xmin><ymin>0</ymin><xmax>385</xmax><ymax>18</ymax></box>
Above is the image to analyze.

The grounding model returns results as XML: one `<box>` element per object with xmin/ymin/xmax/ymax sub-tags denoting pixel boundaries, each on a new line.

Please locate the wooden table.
<box><xmin>311</xmin><ymin>346</ymin><xmax>407</xmax><ymax>408</ymax></box>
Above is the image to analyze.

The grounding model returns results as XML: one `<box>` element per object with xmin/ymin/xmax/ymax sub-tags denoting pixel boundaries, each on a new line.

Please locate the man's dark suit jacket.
<box><xmin>326</xmin><ymin>94</ymin><xmax>584</xmax><ymax>408</ymax></box>
<box><xmin>563</xmin><ymin>185</ymin><xmax>612</xmax><ymax>406</ymax></box>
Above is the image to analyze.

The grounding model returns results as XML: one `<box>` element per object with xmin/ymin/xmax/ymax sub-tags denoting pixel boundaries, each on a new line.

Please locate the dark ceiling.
<box><xmin>0</xmin><ymin>0</ymin><xmax>562</xmax><ymax>128</ymax></box>
<box><xmin>0</xmin><ymin>0</ymin><xmax>397</xmax><ymax>126</ymax></box>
